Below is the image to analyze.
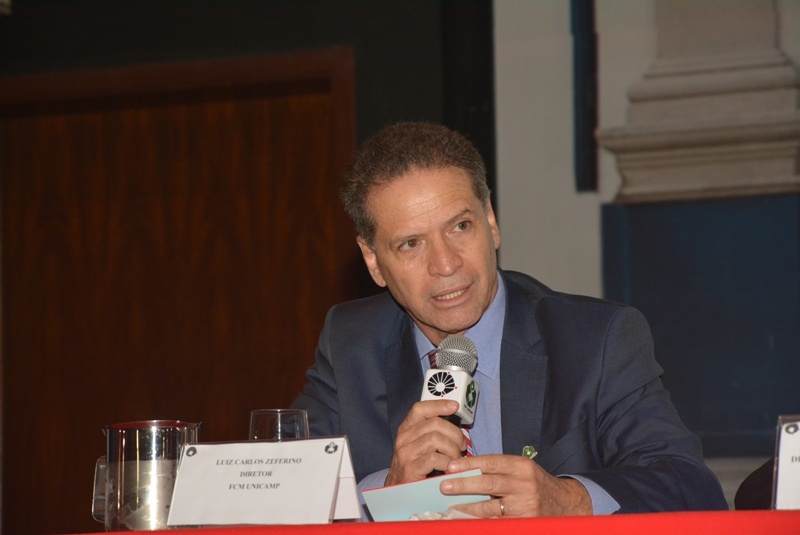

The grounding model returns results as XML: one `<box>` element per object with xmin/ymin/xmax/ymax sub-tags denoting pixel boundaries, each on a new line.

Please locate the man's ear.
<box><xmin>357</xmin><ymin>236</ymin><xmax>387</xmax><ymax>287</ymax></box>
<box><xmin>486</xmin><ymin>203</ymin><xmax>501</xmax><ymax>250</ymax></box>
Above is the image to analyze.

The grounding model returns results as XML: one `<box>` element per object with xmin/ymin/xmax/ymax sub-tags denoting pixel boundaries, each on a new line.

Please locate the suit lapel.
<box><xmin>385</xmin><ymin>316</ymin><xmax>423</xmax><ymax>443</ymax></box>
<box><xmin>500</xmin><ymin>274</ymin><xmax>548</xmax><ymax>457</ymax></box>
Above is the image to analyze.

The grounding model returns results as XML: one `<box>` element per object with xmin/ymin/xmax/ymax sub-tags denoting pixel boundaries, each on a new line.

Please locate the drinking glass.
<box><xmin>249</xmin><ymin>408</ymin><xmax>309</xmax><ymax>441</ymax></box>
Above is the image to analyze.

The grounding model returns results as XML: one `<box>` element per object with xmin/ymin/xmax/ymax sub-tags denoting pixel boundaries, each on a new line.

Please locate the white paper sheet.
<box><xmin>362</xmin><ymin>469</ymin><xmax>489</xmax><ymax>521</ymax></box>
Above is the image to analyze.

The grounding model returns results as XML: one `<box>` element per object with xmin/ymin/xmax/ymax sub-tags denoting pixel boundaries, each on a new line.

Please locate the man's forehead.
<box><xmin>377</xmin><ymin>172</ymin><xmax>467</xmax><ymax>202</ymax></box>
<box><xmin>368</xmin><ymin>166</ymin><xmax>474</xmax><ymax>203</ymax></box>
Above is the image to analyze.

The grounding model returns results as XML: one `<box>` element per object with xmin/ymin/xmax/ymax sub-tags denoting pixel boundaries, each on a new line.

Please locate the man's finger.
<box><xmin>447</xmin><ymin>453</ymin><xmax>528</xmax><ymax>476</ymax></box>
<box><xmin>399</xmin><ymin>399</ymin><xmax>460</xmax><ymax>429</ymax></box>
<box><xmin>398</xmin><ymin>430</ymin><xmax>467</xmax><ymax>465</ymax></box>
<box><xmin>440</xmin><ymin>472</ymin><xmax>508</xmax><ymax>497</ymax></box>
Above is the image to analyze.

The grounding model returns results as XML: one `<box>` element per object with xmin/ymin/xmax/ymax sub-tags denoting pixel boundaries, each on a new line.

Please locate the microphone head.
<box><xmin>435</xmin><ymin>335</ymin><xmax>478</xmax><ymax>374</ymax></box>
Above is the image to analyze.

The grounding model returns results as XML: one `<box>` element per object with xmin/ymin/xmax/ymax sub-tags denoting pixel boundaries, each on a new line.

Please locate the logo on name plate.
<box><xmin>325</xmin><ymin>442</ymin><xmax>339</xmax><ymax>454</ymax></box>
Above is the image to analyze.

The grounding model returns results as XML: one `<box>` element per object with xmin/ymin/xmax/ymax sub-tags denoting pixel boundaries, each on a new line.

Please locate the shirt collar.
<box><xmin>414</xmin><ymin>271</ymin><xmax>506</xmax><ymax>379</ymax></box>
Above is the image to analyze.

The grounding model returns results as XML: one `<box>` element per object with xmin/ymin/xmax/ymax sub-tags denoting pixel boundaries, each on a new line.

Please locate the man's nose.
<box><xmin>428</xmin><ymin>238</ymin><xmax>462</xmax><ymax>276</ymax></box>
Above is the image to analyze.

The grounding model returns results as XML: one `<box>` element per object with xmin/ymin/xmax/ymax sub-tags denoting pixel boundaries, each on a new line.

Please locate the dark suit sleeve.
<box><xmin>576</xmin><ymin>306</ymin><xmax>728</xmax><ymax>512</ymax></box>
<box><xmin>290</xmin><ymin>299</ymin><xmax>403</xmax><ymax>482</ymax></box>
<box><xmin>290</xmin><ymin>306</ymin><xmax>341</xmax><ymax>437</ymax></box>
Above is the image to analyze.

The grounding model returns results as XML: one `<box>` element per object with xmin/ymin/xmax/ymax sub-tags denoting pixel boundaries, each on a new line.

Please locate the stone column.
<box><xmin>598</xmin><ymin>0</ymin><xmax>800</xmax><ymax>203</ymax></box>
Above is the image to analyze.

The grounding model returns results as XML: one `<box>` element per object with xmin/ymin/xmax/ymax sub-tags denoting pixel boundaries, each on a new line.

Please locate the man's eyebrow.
<box><xmin>444</xmin><ymin>208</ymin><xmax>474</xmax><ymax>228</ymax></box>
<box><xmin>387</xmin><ymin>209</ymin><xmax>475</xmax><ymax>249</ymax></box>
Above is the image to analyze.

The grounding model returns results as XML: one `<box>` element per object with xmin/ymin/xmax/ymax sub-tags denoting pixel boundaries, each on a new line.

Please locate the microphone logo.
<box><xmin>426</xmin><ymin>371</ymin><xmax>456</xmax><ymax>397</ymax></box>
<box><xmin>465</xmin><ymin>381</ymin><xmax>477</xmax><ymax>409</ymax></box>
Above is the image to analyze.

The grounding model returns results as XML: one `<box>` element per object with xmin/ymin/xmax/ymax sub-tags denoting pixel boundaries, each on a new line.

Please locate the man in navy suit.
<box><xmin>292</xmin><ymin>122</ymin><xmax>727</xmax><ymax>516</ymax></box>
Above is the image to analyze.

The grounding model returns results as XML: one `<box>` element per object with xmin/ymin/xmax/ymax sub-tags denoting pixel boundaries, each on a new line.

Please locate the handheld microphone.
<box><xmin>421</xmin><ymin>335</ymin><xmax>479</xmax><ymax>476</ymax></box>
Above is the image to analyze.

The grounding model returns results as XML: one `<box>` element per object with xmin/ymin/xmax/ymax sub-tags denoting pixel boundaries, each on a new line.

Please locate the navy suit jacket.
<box><xmin>292</xmin><ymin>270</ymin><xmax>727</xmax><ymax>512</ymax></box>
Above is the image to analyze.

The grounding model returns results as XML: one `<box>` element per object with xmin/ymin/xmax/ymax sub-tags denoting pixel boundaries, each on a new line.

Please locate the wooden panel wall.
<box><xmin>0</xmin><ymin>49</ymin><xmax>360</xmax><ymax>535</ymax></box>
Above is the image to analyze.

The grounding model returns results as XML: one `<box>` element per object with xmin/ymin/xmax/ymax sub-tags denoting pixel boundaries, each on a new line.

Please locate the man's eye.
<box><xmin>455</xmin><ymin>221</ymin><xmax>470</xmax><ymax>232</ymax></box>
<box><xmin>400</xmin><ymin>239</ymin><xmax>418</xmax><ymax>250</ymax></box>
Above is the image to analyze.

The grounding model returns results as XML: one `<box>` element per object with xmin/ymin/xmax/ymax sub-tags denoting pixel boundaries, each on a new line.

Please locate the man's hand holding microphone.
<box><xmin>384</xmin><ymin>335</ymin><xmax>592</xmax><ymax>517</ymax></box>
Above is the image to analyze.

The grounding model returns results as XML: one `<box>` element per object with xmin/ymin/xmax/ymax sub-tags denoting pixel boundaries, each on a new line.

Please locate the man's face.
<box><xmin>357</xmin><ymin>166</ymin><xmax>501</xmax><ymax>346</ymax></box>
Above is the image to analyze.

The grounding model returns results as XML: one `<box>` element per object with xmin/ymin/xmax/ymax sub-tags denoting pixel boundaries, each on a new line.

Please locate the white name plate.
<box><xmin>774</xmin><ymin>415</ymin><xmax>800</xmax><ymax>510</ymax></box>
<box><xmin>167</xmin><ymin>437</ymin><xmax>360</xmax><ymax>526</ymax></box>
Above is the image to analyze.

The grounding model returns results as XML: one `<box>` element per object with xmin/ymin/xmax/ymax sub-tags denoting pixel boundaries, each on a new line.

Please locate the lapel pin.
<box><xmin>522</xmin><ymin>445</ymin><xmax>538</xmax><ymax>459</ymax></box>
